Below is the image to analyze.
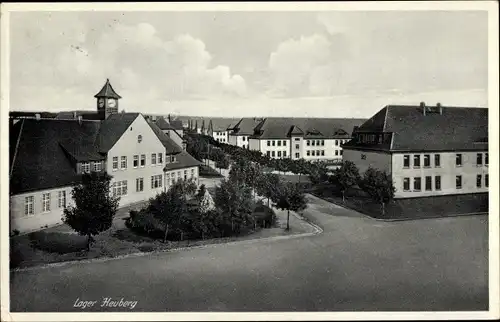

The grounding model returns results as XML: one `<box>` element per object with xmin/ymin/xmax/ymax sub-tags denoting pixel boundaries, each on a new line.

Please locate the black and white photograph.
<box><xmin>1</xmin><ymin>1</ymin><xmax>498</xmax><ymax>320</ymax></box>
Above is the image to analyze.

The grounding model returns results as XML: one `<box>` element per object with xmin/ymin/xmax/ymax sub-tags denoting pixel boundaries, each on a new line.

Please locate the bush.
<box><xmin>28</xmin><ymin>231</ymin><xmax>88</xmax><ymax>254</ymax></box>
<box><xmin>126</xmin><ymin>211</ymin><xmax>164</xmax><ymax>239</ymax></box>
<box><xmin>253</xmin><ymin>203</ymin><xmax>277</xmax><ymax>228</ymax></box>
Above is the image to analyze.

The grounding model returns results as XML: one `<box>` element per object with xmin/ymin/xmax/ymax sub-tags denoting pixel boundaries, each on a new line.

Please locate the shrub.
<box><xmin>28</xmin><ymin>231</ymin><xmax>88</xmax><ymax>254</ymax></box>
<box><xmin>126</xmin><ymin>211</ymin><xmax>164</xmax><ymax>238</ymax></box>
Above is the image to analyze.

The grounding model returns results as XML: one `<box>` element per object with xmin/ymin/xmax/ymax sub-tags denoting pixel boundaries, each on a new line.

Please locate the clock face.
<box><xmin>107</xmin><ymin>99</ymin><xmax>116</xmax><ymax>108</ymax></box>
<box><xmin>98</xmin><ymin>98</ymin><xmax>104</xmax><ymax>108</ymax></box>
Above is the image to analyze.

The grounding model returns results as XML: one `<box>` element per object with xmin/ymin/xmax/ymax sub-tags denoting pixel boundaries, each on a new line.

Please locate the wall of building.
<box><xmin>212</xmin><ymin>130</ymin><xmax>229</xmax><ymax>143</ymax></box>
<box><xmin>164</xmin><ymin>166</ymin><xmax>199</xmax><ymax>191</ymax></box>
<box><xmin>259</xmin><ymin>138</ymin><xmax>290</xmax><ymax>158</ymax></box>
<box><xmin>228</xmin><ymin>134</ymin><xmax>250</xmax><ymax>149</ymax></box>
<box><xmin>248</xmin><ymin>138</ymin><xmax>260</xmax><ymax>151</ymax></box>
<box><xmin>392</xmin><ymin>151</ymin><xmax>489</xmax><ymax>198</ymax></box>
<box><xmin>342</xmin><ymin>149</ymin><xmax>392</xmax><ymax>174</ymax></box>
<box><xmin>107</xmin><ymin>115</ymin><xmax>172</xmax><ymax>207</ymax></box>
<box><xmin>10</xmin><ymin>185</ymin><xmax>74</xmax><ymax>233</ymax></box>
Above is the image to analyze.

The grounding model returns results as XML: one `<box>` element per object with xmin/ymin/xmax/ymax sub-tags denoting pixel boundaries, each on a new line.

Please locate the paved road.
<box><xmin>10</xmin><ymin>193</ymin><xmax>488</xmax><ymax>312</ymax></box>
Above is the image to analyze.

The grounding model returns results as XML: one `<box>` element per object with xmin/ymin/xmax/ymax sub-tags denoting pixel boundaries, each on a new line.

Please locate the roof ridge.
<box><xmin>10</xmin><ymin>119</ymin><xmax>25</xmax><ymax>178</ymax></box>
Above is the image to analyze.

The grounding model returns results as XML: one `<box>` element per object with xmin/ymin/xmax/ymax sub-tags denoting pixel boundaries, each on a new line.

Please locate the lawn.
<box><xmin>312</xmin><ymin>184</ymin><xmax>489</xmax><ymax>220</ymax></box>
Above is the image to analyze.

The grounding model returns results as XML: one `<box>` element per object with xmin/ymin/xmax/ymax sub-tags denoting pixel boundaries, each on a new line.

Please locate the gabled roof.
<box><xmin>94</xmin><ymin>79</ymin><xmax>122</xmax><ymax>99</ymax></box>
<box><xmin>147</xmin><ymin>120</ymin><xmax>183</xmax><ymax>154</ymax></box>
<box><xmin>95</xmin><ymin>113</ymin><xmax>139</xmax><ymax>153</ymax></box>
<box><xmin>9</xmin><ymin>111</ymin><xmax>58</xmax><ymax>119</ymax></box>
<box><xmin>208</xmin><ymin>118</ymin><xmax>236</xmax><ymax>132</ymax></box>
<box><xmin>250</xmin><ymin>118</ymin><xmax>367</xmax><ymax>139</ymax></box>
<box><xmin>155</xmin><ymin>117</ymin><xmax>174</xmax><ymax>130</ymax></box>
<box><xmin>169</xmin><ymin>119</ymin><xmax>184</xmax><ymax>131</ymax></box>
<box><xmin>343</xmin><ymin>105</ymin><xmax>488</xmax><ymax>152</ymax></box>
<box><xmin>231</xmin><ymin>118</ymin><xmax>264</xmax><ymax>135</ymax></box>
<box><xmin>163</xmin><ymin>151</ymin><xmax>202</xmax><ymax>171</ymax></box>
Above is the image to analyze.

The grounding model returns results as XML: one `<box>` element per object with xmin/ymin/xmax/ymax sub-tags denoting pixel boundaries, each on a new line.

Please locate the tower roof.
<box><xmin>94</xmin><ymin>79</ymin><xmax>122</xmax><ymax>99</ymax></box>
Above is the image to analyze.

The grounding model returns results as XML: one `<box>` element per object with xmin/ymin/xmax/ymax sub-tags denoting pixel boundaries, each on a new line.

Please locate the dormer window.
<box><xmin>93</xmin><ymin>161</ymin><xmax>102</xmax><ymax>172</ymax></box>
<box><xmin>82</xmin><ymin>162</ymin><xmax>90</xmax><ymax>173</ymax></box>
<box><xmin>138</xmin><ymin>135</ymin><xmax>143</xmax><ymax>143</ymax></box>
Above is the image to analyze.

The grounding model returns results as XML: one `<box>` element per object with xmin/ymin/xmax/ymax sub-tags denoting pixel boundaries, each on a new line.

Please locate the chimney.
<box><xmin>437</xmin><ymin>102</ymin><xmax>443</xmax><ymax>115</ymax></box>
<box><xmin>420</xmin><ymin>101</ymin><xmax>426</xmax><ymax>116</ymax></box>
<box><xmin>182</xmin><ymin>140</ymin><xmax>187</xmax><ymax>151</ymax></box>
<box><xmin>168</xmin><ymin>114</ymin><xmax>171</xmax><ymax>122</ymax></box>
<box><xmin>35</xmin><ymin>113</ymin><xmax>41</xmax><ymax>121</ymax></box>
<box><xmin>73</xmin><ymin>111</ymin><xmax>77</xmax><ymax>120</ymax></box>
<box><xmin>77</xmin><ymin>115</ymin><xmax>82</xmax><ymax>125</ymax></box>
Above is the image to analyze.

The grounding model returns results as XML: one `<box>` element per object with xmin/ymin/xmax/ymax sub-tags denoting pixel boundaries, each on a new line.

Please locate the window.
<box><xmin>335</xmin><ymin>150</ymin><xmax>339</xmax><ymax>156</ymax></box>
<box><xmin>272</xmin><ymin>141</ymin><xmax>276</xmax><ymax>146</ymax></box>
<box><xmin>271</xmin><ymin>151</ymin><xmax>275</xmax><ymax>157</ymax></box>
<box><xmin>294</xmin><ymin>138</ymin><xmax>300</xmax><ymax>141</ymax></box>
<box><xmin>165</xmin><ymin>155</ymin><xmax>170</xmax><ymax>164</ymax></box>
<box><xmin>485</xmin><ymin>153</ymin><xmax>489</xmax><ymax>166</ymax></box>
<box><xmin>137</xmin><ymin>135</ymin><xmax>143</xmax><ymax>143</ymax></box>
<box><xmin>486</xmin><ymin>174</ymin><xmax>489</xmax><ymax>187</ymax></box>
<box><xmin>172</xmin><ymin>156</ymin><xmax>177</xmax><ymax>163</ymax></box>
<box><xmin>435</xmin><ymin>176</ymin><xmax>441</xmax><ymax>190</ymax></box>
<box><xmin>321</xmin><ymin>140</ymin><xmax>325</xmax><ymax>146</ymax></box>
<box><xmin>283</xmin><ymin>151</ymin><xmax>287</xmax><ymax>158</ymax></box>
<box><xmin>151</xmin><ymin>175</ymin><xmax>162</xmax><ymax>189</ymax></box>
<box><xmin>413</xmin><ymin>177</ymin><xmax>422</xmax><ymax>191</ymax></box>
<box><xmin>184</xmin><ymin>170</ymin><xmax>188</xmax><ymax>180</ymax></box>
<box><xmin>267</xmin><ymin>140</ymin><xmax>270</xmax><ymax>146</ymax></box>
<box><xmin>434</xmin><ymin>154</ymin><xmax>441</xmax><ymax>167</ymax></box>
<box><xmin>94</xmin><ymin>161</ymin><xmax>103</xmax><ymax>172</ymax></box>
<box><xmin>307</xmin><ymin>140</ymin><xmax>310</xmax><ymax>146</ymax></box>
<box><xmin>133</xmin><ymin>155</ymin><xmax>139</xmax><ymax>168</ymax></box>
<box><xmin>113</xmin><ymin>180</ymin><xmax>128</xmax><ymax>196</ymax></box>
<box><xmin>335</xmin><ymin>140</ymin><xmax>339</xmax><ymax>146</ymax></box>
<box><xmin>413</xmin><ymin>155</ymin><xmax>420</xmax><ymax>168</ymax></box>
<box><xmin>321</xmin><ymin>150</ymin><xmax>325</xmax><ymax>156</ymax></box>
<box><xmin>283</xmin><ymin>141</ymin><xmax>287</xmax><ymax>146</ymax></box>
<box><xmin>82</xmin><ymin>162</ymin><xmax>90</xmax><ymax>173</ymax></box>
<box><xmin>425</xmin><ymin>176</ymin><xmax>432</xmax><ymax>191</ymax></box>
<box><xmin>266</xmin><ymin>151</ymin><xmax>271</xmax><ymax>157</ymax></box>
<box><xmin>191</xmin><ymin>169</ymin><xmax>195</xmax><ymax>178</ymax></box>
<box><xmin>456</xmin><ymin>175</ymin><xmax>462</xmax><ymax>189</ymax></box>
<box><xmin>25</xmin><ymin>196</ymin><xmax>34</xmax><ymax>216</ymax></box>
<box><xmin>295</xmin><ymin>153</ymin><xmax>300</xmax><ymax>158</ymax></box>
<box><xmin>151</xmin><ymin>153</ymin><xmax>157</xmax><ymax>165</ymax></box>
<box><xmin>278</xmin><ymin>151</ymin><xmax>282</xmax><ymax>158</ymax></box>
<box><xmin>42</xmin><ymin>193</ymin><xmax>51</xmax><ymax>212</ymax></box>
<box><xmin>307</xmin><ymin>150</ymin><xmax>310</xmax><ymax>156</ymax></box>
<box><xmin>456</xmin><ymin>154</ymin><xmax>462</xmax><ymax>167</ymax></box>
<box><xmin>312</xmin><ymin>151</ymin><xmax>316</xmax><ymax>156</ymax></box>
<box><xmin>403</xmin><ymin>155</ymin><xmax>410</xmax><ymax>168</ymax></box>
<box><xmin>158</xmin><ymin>153</ymin><xmax>163</xmax><ymax>164</ymax></box>
<box><xmin>136</xmin><ymin>178</ymin><xmax>144</xmax><ymax>192</ymax></box>
<box><xmin>312</xmin><ymin>140</ymin><xmax>316</xmax><ymax>146</ymax></box>
<box><xmin>295</xmin><ymin>144</ymin><xmax>299</xmax><ymax>149</ymax></box>
<box><xmin>424</xmin><ymin>155</ymin><xmax>430</xmax><ymax>168</ymax></box>
<box><xmin>340</xmin><ymin>150</ymin><xmax>343</xmax><ymax>156</ymax></box>
<box><xmin>112</xmin><ymin>157</ymin><xmax>118</xmax><ymax>170</ymax></box>
<box><xmin>58</xmin><ymin>191</ymin><xmax>66</xmax><ymax>208</ymax></box>
<box><xmin>476</xmin><ymin>153</ymin><xmax>483</xmax><ymax>166</ymax></box>
<box><xmin>477</xmin><ymin>175</ymin><xmax>482</xmax><ymax>188</ymax></box>
<box><xmin>140</xmin><ymin>154</ymin><xmax>146</xmax><ymax>167</ymax></box>
<box><xmin>120</xmin><ymin>156</ymin><xmax>127</xmax><ymax>169</ymax></box>
<box><xmin>277</xmin><ymin>140</ymin><xmax>281</xmax><ymax>147</ymax></box>
<box><xmin>403</xmin><ymin>178</ymin><xmax>410</xmax><ymax>191</ymax></box>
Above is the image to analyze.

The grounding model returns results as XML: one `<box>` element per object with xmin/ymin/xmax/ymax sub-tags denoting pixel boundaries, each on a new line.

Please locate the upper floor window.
<box><xmin>82</xmin><ymin>162</ymin><xmax>91</xmax><ymax>173</ymax></box>
<box><xmin>294</xmin><ymin>138</ymin><xmax>300</xmax><ymax>141</ymax></box>
<box><xmin>335</xmin><ymin>140</ymin><xmax>339</xmax><ymax>146</ymax></box>
<box><xmin>485</xmin><ymin>152</ymin><xmax>489</xmax><ymax>166</ymax></box>
<box><xmin>283</xmin><ymin>140</ymin><xmax>287</xmax><ymax>146</ymax></box>
<box><xmin>267</xmin><ymin>140</ymin><xmax>270</xmax><ymax>146</ymax></box>
<box><xmin>476</xmin><ymin>174</ymin><xmax>482</xmax><ymax>188</ymax></box>
<box><xmin>403</xmin><ymin>155</ymin><xmax>410</xmax><ymax>168</ymax></box>
<box><xmin>477</xmin><ymin>153</ymin><xmax>483</xmax><ymax>166</ymax></box>
<box><xmin>25</xmin><ymin>196</ymin><xmax>34</xmax><ymax>216</ymax></box>
<box><xmin>434</xmin><ymin>154</ymin><xmax>441</xmax><ymax>167</ymax></box>
<box><xmin>277</xmin><ymin>140</ymin><xmax>282</xmax><ymax>147</ymax></box>
<box><xmin>140</xmin><ymin>154</ymin><xmax>146</xmax><ymax>167</ymax></box>
<box><xmin>423</xmin><ymin>154</ymin><xmax>431</xmax><ymax>168</ymax></box>
<box><xmin>312</xmin><ymin>140</ymin><xmax>316</xmax><ymax>146</ymax></box>
<box><xmin>112</xmin><ymin>157</ymin><xmax>118</xmax><ymax>170</ymax></box>
<box><xmin>93</xmin><ymin>161</ymin><xmax>102</xmax><ymax>172</ymax></box>
<box><xmin>121</xmin><ymin>156</ymin><xmax>127</xmax><ymax>169</ymax></box>
<box><xmin>172</xmin><ymin>155</ymin><xmax>177</xmax><ymax>163</ymax></box>
<box><xmin>307</xmin><ymin>140</ymin><xmax>310</xmax><ymax>146</ymax></box>
<box><xmin>307</xmin><ymin>150</ymin><xmax>311</xmax><ymax>156</ymax></box>
<box><xmin>272</xmin><ymin>141</ymin><xmax>276</xmax><ymax>146</ymax></box>
<box><xmin>151</xmin><ymin>153</ymin><xmax>157</xmax><ymax>165</ymax></box>
<box><xmin>137</xmin><ymin>135</ymin><xmax>143</xmax><ymax>143</ymax></box>
<box><xmin>133</xmin><ymin>155</ymin><xmax>139</xmax><ymax>168</ymax></box>
<box><xmin>42</xmin><ymin>193</ymin><xmax>51</xmax><ymax>212</ymax></box>
<box><xmin>413</xmin><ymin>155</ymin><xmax>420</xmax><ymax>168</ymax></box>
<box><xmin>58</xmin><ymin>190</ymin><xmax>66</xmax><ymax>208</ymax></box>
<box><xmin>486</xmin><ymin>174</ymin><xmax>489</xmax><ymax>187</ymax></box>
<box><xmin>456</xmin><ymin>154</ymin><xmax>462</xmax><ymax>167</ymax></box>
<box><xmin>158</xmin><ymin>153</ymin><xmax>163</xmax><ymax>164</ymax></box>
<box><xmin>295</xmin><ymin>144</ymin><xmax>299</xmax><ymax>149</ymax></box>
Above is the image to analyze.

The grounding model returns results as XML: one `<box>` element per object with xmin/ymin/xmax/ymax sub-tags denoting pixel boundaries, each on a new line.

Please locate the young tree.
<box><xmin>215</xmin><ymin>179</ymin><xmax>253</xmax><ymax>234</ymax></box>
<box><xmin>198</xmin><ymin>185</ymin><xmax>216</xmax><ymax>214</ymax></box>
<box><xmin>63</xmin><ymin>172</ymin><xmax>120</xmax><ymax>251</ymax></box>
<box><xmin>330</xmin><ymin>161</ymin><xmax>361</xmax><ymax>202</ymax></box>
<box><xmin>359</xmin><ymin>167</ymin><xmax>396</xmax><ymax>216</ymax></box>
<box><xmin>245</xmin><ymin>162</ymin><xmax>262</xmax><ymax>199</ymax></box>
<box><xmin>274</xmin><ymin>181</ymin><xmax>308</xmax><ymax>231</ymax></box>
<box><xmin>256</xmin><ymin>173</ymin><xmax>282</xmax><ymax>207</ymax></box>
<box><xmin>215</xmin><ymin>155</ymin><xmax>230</xmax><ymax>175</ymax></box>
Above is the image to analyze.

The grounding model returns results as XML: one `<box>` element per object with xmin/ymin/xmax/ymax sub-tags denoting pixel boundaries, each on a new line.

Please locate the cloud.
<box><xmin>11</xmin><ymin>18</ymin><xmax>247</xmax><ymax>112</ymax></box>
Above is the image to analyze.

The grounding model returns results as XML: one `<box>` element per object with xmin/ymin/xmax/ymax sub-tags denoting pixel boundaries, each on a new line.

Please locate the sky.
<box><xmin>9</xmin><ymin>10</ymin><xmax>488</xmax><ymax>118</ymax></box>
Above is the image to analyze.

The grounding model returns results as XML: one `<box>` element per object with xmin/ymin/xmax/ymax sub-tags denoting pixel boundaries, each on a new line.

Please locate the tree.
<box><xmin>245</xmin><ymin>162</ymin><xmax>262</xmax><ymax>199</ymax></box>
<box><xmin>215</xmin><ymin>155</ymin><xmax>230</xmax><ymax>174</ymax></box>
<box><xmin>256</xmin><ymin>173</ymin><xmax>282</xmax><ymax>207</ymax></box>
<box><xmin>274</xmin><ymin>181</ymin><xmax>308</xmax><ymax>230</ymax></box>
<box><xmin>215</xmin><ymin>179</ymin><xmax>253</xmax><ymax>234</ymax></box>
<box><xmin>359</xmin><ymin>167</ymin><xmax>396</xmax><ymax>216</ymax></box>
<box><xmin>330</xmin><ymin>161</ymin><xmax>361</xmax><ymax>202</ymax></box>
<box><xmin>198</xmin><ymin>185</ymin><xmax>216</xmax><ymax>214</ymax></box>
<box><xmin>308</xmin><ymin>161</ymin><xmax>329</xmax><ymax>184</ymax></box>
<box><xmin>63</xmin><ymin>172</ymin><xmax>120</xmax><ymax>251</ymax></box>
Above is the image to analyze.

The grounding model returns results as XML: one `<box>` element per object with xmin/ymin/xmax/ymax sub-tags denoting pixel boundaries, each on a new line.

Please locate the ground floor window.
<box><xmin>413</xmin><ymin>177</ymin><xmax>421</xmax><ymax>191</ymax></box>
<box><xmin>476</xmin><ymin>174</ymin><xmax>482</xmax><ymax>188</ymax></box>
<box><xmin>295</xmin><ymin>153</ymin><xmax>300</xmax><ymax>158</ymax></box>
<box><xmin>113</xmin><ymin>180</ymin><xmax>128</xmax><ymax>196</ymax></box>
<box><xmin>403</xmin><ymin>178</ymin><xmax>410</xmax><ymax>191</ymax></box>
<box><xmin>435</xmin><ymin>176</ymin><xmax>441</xmax><ymax>190</ymax></box>
<box><xmin>42</xmin><ymin>193</ymin><xmax>51</xmax><ymax>212</ymax></box>
<box><xmin>136</xmin><ymin>178</ymin><xmax>144</xmax><ymax>192</ymax></box>
<box><xmin>425</xmin><ymin>176</ymin><xmax>432</xmax><ymax>191</ymax></box>
<box><xmin>485</xmin><ymin>174</ymin><xmax>489</xmax><ymax>188</ymax></box>
<box><xmin>456</xmin><ymin>175</ymin><xmax>462</xmax><ymax>189</ymax></box>
<box><xmin>58</xmin><ymin>190</ymin><xmax>66</xmax><ymax>208</ymax></box>
<box><xmin>151</xmin><ymin>175</ymin><xmax>162</xmax><ymax>189</ymax></box>
<box><xmin>25</xmin><ymin>195</ymin><xmax>34</xmax><ymax>216</ymax></box>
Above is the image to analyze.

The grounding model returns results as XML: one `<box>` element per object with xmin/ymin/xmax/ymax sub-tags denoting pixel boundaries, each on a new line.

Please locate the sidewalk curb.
<box><xmin>307</xmin><ymin>192</ymin><xmax>488</xmax><ymax>222</ymax></box>
<box><xmin>11</xmin><ymin>215</ymin><xmax>322</xmax><ymax>273</ymax></box>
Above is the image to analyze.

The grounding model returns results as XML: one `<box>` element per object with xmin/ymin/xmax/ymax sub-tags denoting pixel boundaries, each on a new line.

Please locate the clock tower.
<box><xmin>94</xmin><ymin>79</ymin><xmax>122</xmax><ymax>119</ymax></box>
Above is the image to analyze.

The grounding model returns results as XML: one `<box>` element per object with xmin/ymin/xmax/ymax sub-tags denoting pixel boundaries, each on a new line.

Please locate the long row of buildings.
<box><xmin>9</xmin><ymin>80</ymin><xmax>488</xmax><ymax>233</ymax></box>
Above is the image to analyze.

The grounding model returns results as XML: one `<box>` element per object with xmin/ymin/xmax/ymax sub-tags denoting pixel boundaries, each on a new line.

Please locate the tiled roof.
<box><xmin>343</xmin><ymin>105</ymin><xmax>488</xmax><ymax>152</ymax></box>
<box><xmin>231</xmin><ymin>118</ymin><xmax>264</xmax><ymax>135</ymax></box>
<box><xmin>163</xmin><ymin>152</ymin><xmax>202</xmax><ymax>171</ymax></box>
<box><xmin>155</xmin><ymin>117</ymin><xmax>174</xmax><ymax>130</ymax></box>
<box><xmin>94</xmin><ymin>79</ymin><xmax>122</xmax><ymax>99</ymax></box>
<box><xmin>9</xmin><ymin>111</ymin><xmax>58</xmax><ymax>119</ymax></box>
<box><xmin>10</xmin><ymin>113</ymin><xmax>196</xmax><ymax>194</ymax></box>
<box><xmin>250</xmin><ymin>118</ymin><xmax>367</xmax><ymax>139</ymax></box>
<box><xmin>169</xmin><ymin>120</ymin><xmax>184</xmax><ymax>130</ymax></box>
<box><xmin>209</xmin><ymin>118</ymin><xmax>239</xmax><ymax>131</ymax></box>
